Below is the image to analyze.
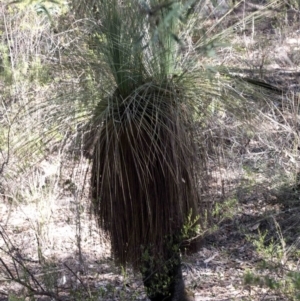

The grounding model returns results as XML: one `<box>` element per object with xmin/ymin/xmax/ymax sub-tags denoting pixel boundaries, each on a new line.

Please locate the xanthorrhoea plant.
<box><xmin>4</xmin><ymin>0</ymin><xmax>282</xmax><ymax>300</ymax></box>
<box><xmin>81</xmin><ymin>1</ymin><xmax>208</xmax><ymax>300</ymax></box>
<box><xmin>79</xmin><ymin>1</ymin><xmax>282</xmax><ymax>300</ymax></box>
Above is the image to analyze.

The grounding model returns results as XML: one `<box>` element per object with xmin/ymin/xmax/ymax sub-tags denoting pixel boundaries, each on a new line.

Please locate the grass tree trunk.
<box><xmin>142</xmin><ymin>251</ymin><xmax>185</xmax><ymax>301</ymax></box>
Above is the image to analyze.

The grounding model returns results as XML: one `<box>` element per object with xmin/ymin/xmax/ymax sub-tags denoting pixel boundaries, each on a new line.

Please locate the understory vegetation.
<box><xmin>1</xmin><ymin>0</ymin><xmax>300</xmax><ymax>300</ymax></box>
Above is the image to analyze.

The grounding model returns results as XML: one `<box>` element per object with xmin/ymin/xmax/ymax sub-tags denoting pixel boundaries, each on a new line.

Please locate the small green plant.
<box><xmin>181</xmin><ymin>209</ymin><xmax>201</xmax><ymax>241</ymax></box>
<box><xmin>213</xmin><ymin>197</ymin><xmax>238</xmax><ymax>221</ymax></box>
<box><xmin>244</xmin><ymin>221</ymin><xmax>300</xmax><ymax>300</ymax></box>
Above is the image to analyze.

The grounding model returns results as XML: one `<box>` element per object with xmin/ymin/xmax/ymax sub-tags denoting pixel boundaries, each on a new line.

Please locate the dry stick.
<box><xmin>63</xmin><ymin>263</ymin><xmax>91</xmax><ymax>296</ymax></box>
<box><xmin>0</xmin><ymin>257</ymin><xmax>15</xmax><ymax>280</ymax></box>
<box><xmin>0</xmin><ymin>245</ymin><xmax>45</xmax><ymax>292</ymax></box>
<box><xmin>0</xmin><ymin>127</ymin><xmax>9</xmax><ymax>172</ymax></box>
<box><xmin>0</xmin><ymin>227</ymin><xmax>66</xmax><ymax>300</ymax></box>
<box><xmin>0</xmin><ymin>254</ymin><xmax>64</xmax><ymax>301</ymax></box>
<box><xmin>0</xmin><ymin>226</ymin><xmax>44</xmax><ymax>291</ymax></box>
<box><xmin>76</xmin><ymin>143</ymin><xmax>91</xmax><ymax>269</ymax></box>
<box><xmin>0</xmin><ymin>258</ymin><xmax>41</xmax><ymax>295</ymax></box>
<box><xmin>12</xmin><ymin>252</ymin><xmax>20</xmax><ymax>280</ymax></box>
<box><xmin>0</xmin><ymin>227</ymin><xmax>24</xmax><ymax>280</ymax></box>
<box><xmin>0</xmin><ymin>227</ymin><xmax>20</xmax><ymax>279</ymax></box>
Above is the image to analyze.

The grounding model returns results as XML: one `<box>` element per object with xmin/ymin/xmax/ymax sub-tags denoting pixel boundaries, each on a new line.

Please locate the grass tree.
<box><xmin>76</xmin><ymin>0</ymin><xmax>281</xmax><ymax>300</ymax></box>
<box><xmin>2</xmin><ymin>0</ymin><xmax>282</xmax><ymax>300</ymax></box>
<box><xmin>82</xmin><ymin>1</ymin><xmax>205</xmax><ymax>300</ymax></box>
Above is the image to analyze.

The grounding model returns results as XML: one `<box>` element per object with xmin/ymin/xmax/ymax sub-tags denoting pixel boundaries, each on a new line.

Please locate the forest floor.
<box><xmin>1</xmin><ymin>151</ymin><xmax>299</xmax><ymax>301</ymax></box>
<box><xmin>1</xmin><ymin>1</ymin><xmax>300</xmax><ymax>300</ymax></box>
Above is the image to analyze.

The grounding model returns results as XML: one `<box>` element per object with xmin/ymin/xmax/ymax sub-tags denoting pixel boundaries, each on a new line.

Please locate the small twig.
<box><xmin>0</xmin><ymin>245</ymin><xmax>45</xmax><ymax>292</ymax></box>
<box><xmin>0</xmin><ymin>104</ymin><xmax>11</xmax><ymax>175</ymax></box>
<box><xmin>63</xmin><ymin>263</ymin><xmax>90</xmax><ymax>296</ymax></box>
<box><xmin>0</xmin><ymin>254</ymin><xmax>64</xmax><ymax>301</ymax></box>
<box><xmin>0</xmin><ymin>226</ymin><xmax>44</xmax><ymax>291</ymax></box>
<box><xmin>0</xmin><ymin>257</ymin><xmax>15</xmax><ymax>279</ymax></box>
